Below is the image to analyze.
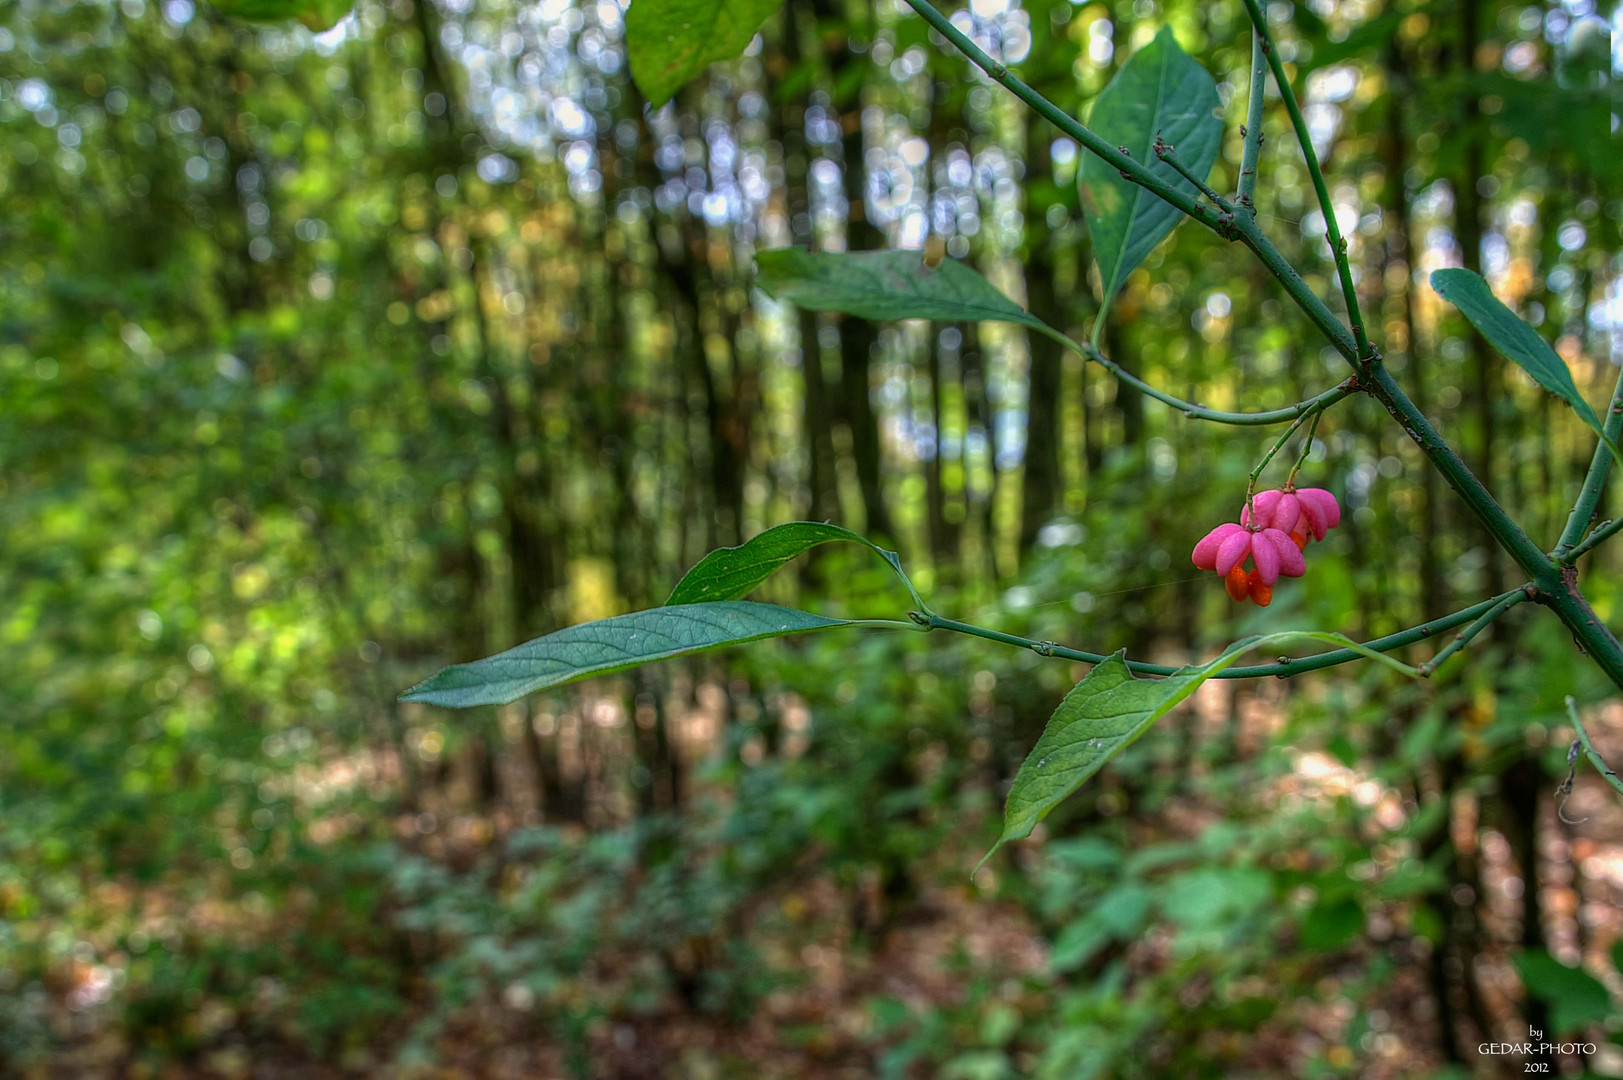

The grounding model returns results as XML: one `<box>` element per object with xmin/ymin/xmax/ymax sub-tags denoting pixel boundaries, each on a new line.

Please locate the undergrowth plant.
<box><xmin>230</xmin><ymin>0</ymin><xmax>1623</xmax><ymax>858</ymax></box>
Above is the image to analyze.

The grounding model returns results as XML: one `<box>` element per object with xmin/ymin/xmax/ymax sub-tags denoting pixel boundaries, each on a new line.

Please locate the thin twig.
<box><xmin>1568</xmin><ymin>517</ymin><xmax>1623</xmax><ymax>562</ymax></box>
<box><xmin>1236</xmin><ymin>0</ymin><xmax>1373</xmax><ymax>363</ymax></box>
<box><xmin>1559</xmin><ymin>696</ymin><xmax>1623</xmax><ymax>822</ymax></box>
<box><xmin>1554</xmin><ymin>362</ymin><xmax>1623</xmax><ymax>559</ymax></box>
<box><xmin>1245</xmin><ymin>408</ymin><xmax>1318</xmax><ymax>517</ymax></box>
<box><xmin>1416</xmin><ymin>588</ymin><xmax>1530</xmax><ymax>676</ymax></box>
<box><xmin>912</xmin><ymin>589</ymin><xmax>1528</xmax><ymax>680</ymax></box>
<box><xmin>1235</xmin><ymin>31</ymin><xmax>1266</xmax><ymax>216</ymax></box>
<box><xmin>1154</xmin><ymin>134</ymin><xmax>1232</xmax><ymax>208</ymax></box>
<box><xmin>1285</xmin><ymin>410</ymin><xmax>1322</xmax><ymax>487</ymax></box>
<box><xmin>1027</xmin><ymin>325</ymin><xmax>1353</xmax><ymax>426</ymax></box>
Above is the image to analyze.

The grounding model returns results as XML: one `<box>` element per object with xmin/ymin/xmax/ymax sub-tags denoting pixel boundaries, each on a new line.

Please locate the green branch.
<box><xmin>1567</xmin><ymin>517</ymin><xmax>1623</xmax><ymax>562</ymax></box>
<box><xmin>1416</xmin><ymin>588</ymin><xmax>1530</xmax><ymax>676</ymax></box>
<box><xmin>1554</xmin><ymin>361</ymin><xmax>1623</xmax><ymax>559</ymax></box>
<box><xmin>1236</xmin><ymin>32</ymin><xmax>1266</xmax><ymax>215</ymax></box>
<box><xmin>1154</xmin><ymin>135</ymin><xmax>1231</xmax><ymax>208</ymax></box>
<box><xmin>1563</xmin><ymin>696</ymin><xmax>1623</xmax><ymax>799</ymax></box>
<box><xmin>1237</xmin><ymin>0</ymin><xmax>1372</xmax><ymax>363</ymax></box>
<box><xmin>911</xmin><ymin>589</ymin><xmax>1526</xmax><ymax>680</ymax></box>
<box><xmin>896</xmin><ymin>0</ymin><xmax>1223</xmax><ymax>231</ymax></box>
<box><xmin>1028</xmin><ymin>324</ymin><xmax>1353</xmax><ymax>426</ymax></box>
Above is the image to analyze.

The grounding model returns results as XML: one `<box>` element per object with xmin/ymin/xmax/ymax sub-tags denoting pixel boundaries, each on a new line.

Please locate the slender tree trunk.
<box><xmin>1456</xmin><ymin>0</ymin><xmax>1504</xmax><ymax>597</ymax></box>
<box><xmin>1499</xmin><ymin>756</ymin><xmax>1554</xmax><ymax>1068</ymax></box>
<box><xmin>1382</xmin><ymin>43</ymin><xmax>1447</xmax><ymax>622</ymax></box>
<box><xmin>1022</xmin><ymin>262</ymin><xmax>1064</xmax><ymax>551</ymax></box>
<box><xmin>838</xmin><ymin>127</ymin><xmax>895</xmax><ymax>542</ymax></box>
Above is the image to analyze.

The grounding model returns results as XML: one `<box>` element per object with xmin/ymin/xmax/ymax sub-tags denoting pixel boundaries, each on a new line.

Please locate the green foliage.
<box><xmin>1430</xmin><ymin>269</ymin><xmax>1607</xmax><ymax>439</ymax></box>
<box><xmin>755</xmin><ymin>247</ymin><xmax>1045</xmax><ymax>330</ymax></box>
<box><xmin>1078</xmin><ymin>27</ymin><xmax>1222</xmax><ymax>333</ymax></box>
<box><xmin>625</xmin><ymin>0</ymin><xmax>785</xmax><ymax>108</ymax></box>
<box><xmin>1513</xmin><ymin>950</ymin><xmax>1615</xmax><ymax>1035</ymax></box>
<box><xmin>987</xmin><ymin>646</ymin><xmax>1237</xmax><ymax>863</ymax></box>
<box><xmin>401</xmin><ymin>602</ymin><xmax>850</xmax><ymax>707</ymax></box>
<box><xmin>988</xmin><ymin>631</ymin><xmax>1417</xmax><ymax>864</ymax></box>
<box><xmin>667</xmin><ymin>520</ymin><xmax>912</xmax><ymax>605</ymax></box>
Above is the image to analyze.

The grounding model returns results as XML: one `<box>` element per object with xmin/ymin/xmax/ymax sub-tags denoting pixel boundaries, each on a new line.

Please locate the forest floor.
<box><xmin>23</xmin><ymin>704</ymin><xmax>1623</xmax><ymax>1080</ymax></box>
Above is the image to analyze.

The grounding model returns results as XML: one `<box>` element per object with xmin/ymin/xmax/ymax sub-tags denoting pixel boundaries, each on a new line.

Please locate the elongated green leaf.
<box><xmin>984</xmin><ymin>631</ymin><xmax>1419</xmax><ymax>866</ymax></box>
<box><xmin>1079</xmin><ymin>27</ymin><xmax>1222</xmax><ymax>331</ymax></box>
<box><xmin>667</xmin><ymin>521</ymin><xmax>913</xmax><ymax>605</ymax></box>
<box><xmin>626</xmin><ymin>0</ymin><xmax>784</xmax><ymax>109</ymax></box>
<box><xmin>755</xmin><ymin>248</ymin><xmax>1046</xmax><ymax>330</ymax></box>
<box><xmin>986</xmin><ymin>651</ymin><xmax>1217</xmax><ymax>864</ymax></box>
<box><xmin>401</xmin><ymin>602</ymin><xmax>846</xmax><ymax>708</ymax></box>
<box><xmin>1431</xmin><ymin>269</ymin><xmax>1602</xmax><ymax>432</ymax></box>
<box><xmin>208</xmin><ymin>0</ymin><xmax>354</xmax><ymax>31</ymax></box>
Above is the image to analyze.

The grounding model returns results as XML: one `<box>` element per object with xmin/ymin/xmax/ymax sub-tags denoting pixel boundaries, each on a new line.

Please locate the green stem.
<box><xmin>1566</xmin><ymin>697</ymin><xmax>1623</xmax><ymax>797</ymax></box>
<box><xmin>1029</xmin><ymin>324</ymin><xmax>1353</xmax><ymax>426</ymax></box>
<box><xmin>912</xmin><ymin>590</ymin><xmax>1523</xmax><ymax>679</ymax></box>
<box><xmin>1568</xmin><ymin>517</ymin><xmax>1623</xmax><ymax>562</ymax></box>
<box><xmin>1554</xmin><ymin>362</ymin><xmax>1623</xmax><ymax>558</ymax></box>
<box><xmin>1245</xmin><ymin>407</ymin><xmax>1317</xmax><ymax>517</ymax></box>
<box><xmin>1417</xmin><ymin>588</ymin><xmax>1530</xmax><ymax>676</ymax></box>
<box><xmin>1236</xmin><ymin>31</ymin><xmax>1266</xmax><ymax>215</ymax></box>
<box><xmin>1155</xmin><ymin>136</ymin><xmax>1231</xmax><ymax>208</ymax></box>
<box><xmin>1285</xmin><ymin>410</ymin><xmax>1322</xmax><ymax>487</ymax></box>
<box><xmin>896</xmin><ymin>0</ymin><xmax>1222</xmax><ymax>231</ymax></box>
<box><xmin>1237</xmin><ymin>0</ymin><xmax>1372</xmax><ymax>362</ymax></box>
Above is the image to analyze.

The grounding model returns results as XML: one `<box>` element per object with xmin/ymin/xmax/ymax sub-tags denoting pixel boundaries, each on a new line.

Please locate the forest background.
<box><xmin>1</xmin><ymin>0</ymin><xmax>1621</xmax><ymax>1075</ymax></box>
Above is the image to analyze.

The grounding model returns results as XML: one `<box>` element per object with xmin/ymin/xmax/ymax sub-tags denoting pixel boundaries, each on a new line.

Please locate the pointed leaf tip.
<box><xmin>666</xmin><ymin>521</ymin><xmax>915</xmax><ymax>606</ymax></box>
<box><xmin>1431</xmin><ymin>268</ymin><xmax>1602</xmax><ymax>434</ymax></box>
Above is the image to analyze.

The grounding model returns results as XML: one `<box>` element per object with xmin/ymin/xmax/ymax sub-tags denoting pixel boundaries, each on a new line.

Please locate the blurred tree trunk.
<box><xmin>1418</xmin><ymin>755</ymin><xmax>1497</xmax><ymax>1063</ymax></box>
<box><xmin>838</xmin><ymin>144</ymin><xmax>894</xmax><ymax>542</ymax></box>
<box><xmin>1103</xmin><ymin>318</ymin><xmax>1143</xmax><ymax>452</ymax></box>
<box><xmin>632</xmin><ymin>669</ymin><xmax>681</xmax><ymax>814</ymax></box>
<box><xmin>1021</xmin><ymin>133</ymin><xmax>1064</xmax><ymax>551</ymax></box>
<box><xmin>1382</xmin><ymin>41</ymin><xmax>1446</xmax><ymax>623</ymax></box>
<box><xmin>1498</xmin><ymin>756</ymin><xmax>1554</xmax><ymax>1067</ymax></box>
<box><xmin>820</xmin><ymin>0</ymin><xmax>894</xmax><ymax>543</ymax></box>
<box><xmin>1455</xmin><ymin>0</ymin><xmax>1504</xmax><ymax>596</ymax></box>
<box><xmin>779</xmin><ymin>7</ymin><xmax>841</xmax><ymax>527</ymax></box>
<box><xmin>926</xmin><ymin>334</ymin><xmax>958</xmax><ymax>563</ymax></box>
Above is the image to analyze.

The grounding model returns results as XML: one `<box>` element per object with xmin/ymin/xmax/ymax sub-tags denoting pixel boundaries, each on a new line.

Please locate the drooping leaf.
<box><xmin>401</xmin><ymin>602</ymin><xmax>847</xmax><ymax>708</ymax></box>
<box><xmin>208</xmin><ymin>0</ymin><xmax>354</xmax><ymax>31</ymax></box>
<box><xmin>983</xmin><ymin>631</ymin><xmax>1417</xmax><ymax>866</ymax></box>
<box><xmin>667</xmin><ymin>521</ymin><xmax>913</xmax><ymax>605</ymax></box>
<box><xmin>1079</xmin><ymin>26</ymin><xmax>1222</xmax><ymax>332</ymax></box>
<box><xmin>1431</xmin><ymin>269</ymin><xmax>1603</xmax><ymax>433</ymax></box>
<box><xmin>1514</xmin><ymin>949</ymin><xmax>1615</xmax><ymax>1034</ymax></box>
<box><xmin>755</xmin><ymin>248</ymin><xmax>1047</xmax><ymax>330</ymax></box>
<box><xmin>625</xmin><ymin>0</ymin><xmax>784</xmax><ymax>109</ymax></box>
<box><xmin>984</xmin><ymin>650</ymin><xmax>1218</xmax><ymax>864</ymax></box>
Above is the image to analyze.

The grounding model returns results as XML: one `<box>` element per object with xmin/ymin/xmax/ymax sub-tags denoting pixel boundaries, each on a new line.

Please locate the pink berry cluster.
<box><xmin>1191</xmin><ymin>486</ymin><xmax>1342</xmax><ymax>606</ymax></box>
